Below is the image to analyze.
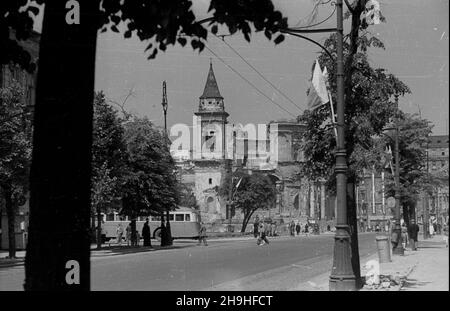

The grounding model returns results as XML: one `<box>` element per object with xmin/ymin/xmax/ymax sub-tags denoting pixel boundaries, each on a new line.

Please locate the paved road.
<box><xmin>0</xmin><ymin>233</ymin><xmax>378</xmax><ymax>291</ymax></box>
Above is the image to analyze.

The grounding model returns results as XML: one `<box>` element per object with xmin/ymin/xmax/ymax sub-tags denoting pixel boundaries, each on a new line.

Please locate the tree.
<box><xmin>1</xmin><ymin>0</ymin><xmax>289</xmax><ymax>289</ymax></box>
<box><xmin>177</xmin><ymin>183</ymin><xmax>199</xmax><ymax>210</ymax></box>
<box><xmin>121</xmin><ymin>117</ymin><xmax>179</xmax><ymax>241</ymax></box>
<box><xmin>0</xmin><ymin>82</ymin><xmax>32</xmax><ymax>259</ymax></box>
<box><xmin>220</xmin><ymin>172</ymin><xmax>276</xmax><ymax>232</ymax></box>
<box><xmin>380</xmin><ymin>113</ymin><xmax>433</xmax><ymax>226</ymax></box>
<box><xmin>91</xmin><ymin>92</ymin><xmax>126</xmax><ymax>249</ymax></box>
<box><xmin>297</xmin><ymin>1</ymin><xmax>409</xmax><ymax>285</ymax></box>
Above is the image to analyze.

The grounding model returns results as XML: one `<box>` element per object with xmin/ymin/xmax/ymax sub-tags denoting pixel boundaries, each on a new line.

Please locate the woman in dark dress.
<box><xmin>142</xmin><ymin>218</ymin><xmax>152</xmax><ymax>247</ymax></box>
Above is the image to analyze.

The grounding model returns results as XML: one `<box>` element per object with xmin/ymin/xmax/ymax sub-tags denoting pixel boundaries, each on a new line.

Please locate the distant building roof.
<box><xmin>200</xmin><ymin>62</ymin><xmax>223</xmax><ymax>99</ymax></box>
<box><xmin>428</xmin><ymin>135</ymin><xmax>449</xmax><ymax>149</ymax></box>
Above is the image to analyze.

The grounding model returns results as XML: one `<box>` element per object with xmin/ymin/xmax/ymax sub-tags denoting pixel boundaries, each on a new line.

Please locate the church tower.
<box><xmin>193</xmin><ymin>61</ymin><xmax>229</xmax><ymax>160</ymax></box>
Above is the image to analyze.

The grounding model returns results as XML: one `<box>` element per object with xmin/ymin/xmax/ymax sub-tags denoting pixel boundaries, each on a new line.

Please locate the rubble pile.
<box><xmin>362</xmin><ymin>274</ymin><xmax>405</xmax><ymax>291</ymax></box>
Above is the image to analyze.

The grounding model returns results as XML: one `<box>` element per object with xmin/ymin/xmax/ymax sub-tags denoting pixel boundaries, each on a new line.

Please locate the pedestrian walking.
<box><xmin>296</xmin><ymin>222</ymin><xmax>301</xmax><ymax>236</ymax></box>
<box><xmin>290</xmin><ymin>220</ymin><xmax>295</xmax><ymax>236</ymax></box>
<box><xmin>257</xmin><ymin>222</ymin><xmax>269</xmax><ymax>245</ymax></box>
<box><xmin>443</xmin><ymin>222</ymin><xmax>448</xmax><ymax>248</ymax></box>
<box><xmin>116</xmin><ymin>224</ymin><xmax>124</xmax><ymax>245</ymax></box>
<box><xmin>198</xmin><ymin>222</ymin><xmax>208</xmax><ymax>246</ymax></box>
<box><xmin>253</xmin><ymin>221</ymin><xmax>259</xmax><ymax>238</ymax></box>
<box><xmin>401</xmin><ymin>222</ymin><xmax>408</xmax><ymax>249</ymax></box>
<box><xmin>271</xmin><ymin>222</ymin><xmax>276</xmax><ymax>237</ymax></box>
<box><xmin>142</xmin><ymin>218</ymin><xmax>152</xmax><ymax>247</ymax></box>
<box><xmin>407</xmin><ymin>219</ymin><xmax>420</xmax><ymax>251</ymax></box>
<box><xmin>304</xmin><ymin>223</ymin><xmax>309</xmax><ymax>237</ymax></box>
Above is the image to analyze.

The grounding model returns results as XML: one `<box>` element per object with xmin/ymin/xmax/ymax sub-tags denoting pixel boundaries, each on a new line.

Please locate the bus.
<box><xmin>99</xmin><ymin>207</ymin><xmax>201</xmax><ymax>242</ymax></box>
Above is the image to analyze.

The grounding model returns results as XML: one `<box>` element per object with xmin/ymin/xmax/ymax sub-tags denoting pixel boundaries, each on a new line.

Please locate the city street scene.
<box><xmin>0</xmin><ymin>0</ymin><xmax>448</xmax><ymax>292</ymax></box>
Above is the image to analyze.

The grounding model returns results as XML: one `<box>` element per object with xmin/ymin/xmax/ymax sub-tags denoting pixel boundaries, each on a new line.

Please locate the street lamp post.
<box><xmin>161</xmin><ymin>81</ymin><xmax>173</xmax><ymax>246</ymax></box>
<box><xmin>382</xmin><ymin>94</ymin><xmax>404</xmax><ymax>255</ymax></box>
<box><xmin>392</xmin><ymin>97</ymin><xmax>404</xmax><ymax>255</ymax></box>
<box><xmin>204</xmin><ymin>0</ymin><xmax>356</xmax><ymax>290</ymax></box>
<box><xmin>328</xmin><ymin>0</ymin><xmax>357</xmax><ymax>290</ymax></box>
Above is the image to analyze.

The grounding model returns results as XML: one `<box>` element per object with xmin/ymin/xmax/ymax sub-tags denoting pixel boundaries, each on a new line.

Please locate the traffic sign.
<box><xmin>387</xmin><ymin>197</ymin><xmax>395</xmax><ymax>208</ymax></box>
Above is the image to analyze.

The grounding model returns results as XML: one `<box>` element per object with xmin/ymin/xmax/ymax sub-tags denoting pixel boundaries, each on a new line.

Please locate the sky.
<box><xmin>36</xmin><ymin>0</ymin><xmax>450</xmax><ymax>135</ymax></box>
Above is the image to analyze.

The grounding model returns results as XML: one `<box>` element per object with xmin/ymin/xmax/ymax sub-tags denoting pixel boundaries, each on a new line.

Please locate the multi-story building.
<box><xmin>424</xmin><ymin>135</ymin><xmax>449</xmax><ymax>229</ymax></box>
<box><xmin>356</xmin><ymin>169</ymin><xmax>394</xmax><ymax>232</ymax></box>
<box><xmin>0</xmin><ymin>30</ymin><xmax>40</xmax><ymax>250</ymax></box>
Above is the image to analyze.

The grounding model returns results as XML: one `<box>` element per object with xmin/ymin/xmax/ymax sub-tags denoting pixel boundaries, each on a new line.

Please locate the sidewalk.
<box><xmin>399</xmin><ymin>235</ymin><xmax>449</xmax><ymax>291</ymax></box>
<box><xmin>359</xmin><ymin>234</ymin><xmax>448</xmax><ymax>291</ymax></box>
<box><xmin>291</xmin><ymin>234</ymin><xmax>449</xmax><ymax>291</ymax></box>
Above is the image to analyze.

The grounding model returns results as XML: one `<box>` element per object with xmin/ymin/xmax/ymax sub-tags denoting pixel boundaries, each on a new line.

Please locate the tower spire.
<box><xmin>200</xmin><ymin>61</ymin><xmax>223</xmax><ymax>99</ymax></box>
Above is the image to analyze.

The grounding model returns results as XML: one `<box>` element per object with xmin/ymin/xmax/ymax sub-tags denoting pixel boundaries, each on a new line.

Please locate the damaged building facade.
<box><xmin>171</xmin><ymin>63</ymin><xmax>336</xmax><ymax>232</ymax></box>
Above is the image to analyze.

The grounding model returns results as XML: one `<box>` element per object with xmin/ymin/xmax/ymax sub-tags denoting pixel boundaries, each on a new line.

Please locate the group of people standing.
<box><xmin>401</xmin><ymin>219</ymin><xmax>420</xmax><ymax>251</ymax></box>
<box><xmin>115</xmin><ymin>218</ymin><xmax>153</xmax><ymax>247</ymax></box>
<box><xmin>289</xmin><ymin>220</ymin><xmax>315</xmax><ymax>236</ymax></box>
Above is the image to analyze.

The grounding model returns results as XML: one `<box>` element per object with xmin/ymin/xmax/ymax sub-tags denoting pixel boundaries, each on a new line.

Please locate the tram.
<box><xmin>99</xmin><ymin>207</ymin><xmax>201</xmax><ymax>241</ymax></box>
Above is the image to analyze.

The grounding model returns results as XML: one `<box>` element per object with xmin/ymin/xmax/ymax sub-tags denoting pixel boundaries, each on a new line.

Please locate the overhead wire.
<box><xmin>213</xmin><ymin>34</ymin><xmax>303</xmax><ymax>113</ymax></box>
<box><xmin>201</xmin><ymin>41</ymin><xmax>298</xmax><ymax>118</ymax></box>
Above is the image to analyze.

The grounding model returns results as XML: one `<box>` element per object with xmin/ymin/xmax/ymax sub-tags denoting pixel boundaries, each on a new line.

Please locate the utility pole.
<box><xmin>161</xmin><ymin>81</ymin><xmax>172</xmax><ymax>246</ymax></box>
<box><xmin>227</xmin><ymin>130</ymin><xmax>236</xmax><ymax>232</ymax></box>
<box><xmin>423</xmin><ymin>136</ymin><xmax>430</xmax><ymax>239</ymax></box>
<box><xmin>228</xmin><ymin>161</ymin><xmax>233</xmax><ymax>232</ymax></box>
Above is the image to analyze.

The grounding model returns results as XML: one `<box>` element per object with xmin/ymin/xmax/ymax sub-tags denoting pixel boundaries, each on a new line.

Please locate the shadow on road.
<box><xmin>91</xmin><ymin>244</ymin><xmax>195</xmax><ymax>258</ymax></box>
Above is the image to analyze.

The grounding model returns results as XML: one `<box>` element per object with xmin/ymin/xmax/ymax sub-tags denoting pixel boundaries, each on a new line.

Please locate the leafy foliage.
<box><xmin>0</xmin><ymin>81</ymin><xmax>32</xmax><ymax>257</ymax></box>
<box><xmin>0</xmin><ymin>0</ymin><xmax>42</xmax><ymax>72</ymax></box>
<box><xmin>2</xmin><ymin>0</ymin><xmax>289</xmax><ymax>68</ymax></box>
<box><xmin>381</xmin><ymin>113</ymin><xmax>434</xmax><ymax>209</ymax></box>
<box><xmin>121</xmin><ymin>117</ymin><xmax>179</xmax><ymax>217</ymax></box>
<box><xmin>298</xmin><ymin>17</ymin><xmax>410</xmax><ymax>191</ymax></box>
<box><xmin>0</xmin><ymin>81</ymin><xmax>32</xmax><ymax>199</ymax></box>
<box><xmin>177</xmin><ymin>182</ymin><xmax>199</xmax><ymax>210</ymax></box>
<box><xmin>220</xmin><ymin>171</ymin><xmax>276</xmax><ymax>232</ymax></box>
<box><xmin>91</xmin><ymin>92</ymin><xmax>126</xmax><ymax>223</ymax></box>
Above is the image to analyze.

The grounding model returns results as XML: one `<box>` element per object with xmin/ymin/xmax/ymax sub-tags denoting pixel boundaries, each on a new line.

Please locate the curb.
<box><xmin>0</xmin><ymin>259</ymin><xmax>25</xmax><ymax>268</ymax></box>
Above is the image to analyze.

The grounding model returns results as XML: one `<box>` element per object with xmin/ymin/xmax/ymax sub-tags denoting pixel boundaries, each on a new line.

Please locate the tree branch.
<box><xmin>344</xmin><ymin>0</ymin><xmax>357</xmax><ymax>13</ymax></box>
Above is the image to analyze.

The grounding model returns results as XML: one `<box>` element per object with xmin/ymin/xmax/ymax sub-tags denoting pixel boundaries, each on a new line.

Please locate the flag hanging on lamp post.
<box><xmin>306</xmin><ymin>59</ymin><xmax>329</xmax><ymax>110</ymax></box>
<box><xmin>322</xmin><ymin>66</ymin><xmax>338</xmax><ymax>140</ymax></box>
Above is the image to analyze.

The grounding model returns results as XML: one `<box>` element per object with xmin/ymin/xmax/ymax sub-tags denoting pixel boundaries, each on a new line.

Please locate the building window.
<box><xmin>442</xmin><ymin>152</ymin><xmax>445</xmax><ymax>156</ymax></box>
<box><xmin>209</xmin><ymin>178</ymin><xmax>212</xmax><ymax>185</ymax></box>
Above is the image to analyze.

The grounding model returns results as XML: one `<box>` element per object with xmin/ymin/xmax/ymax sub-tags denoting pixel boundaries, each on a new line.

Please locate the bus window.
<box><xmin>106</xmin><ymin>213</ymin><xmax>115</xmax><ymax>221</ymax></box>
<box><xmin>169</xmin><ymin>214</ymin><xmax>174</xmax><ymax>221</ymax></box>
<box><xmin>138</xmin><ymin>216</ymin><xmax>146</xmax><ymax>221</ymax></box>
<box><xmin>185</xmin><ymin>214</ymin><xmax>191</xmax><ymax>222</ymax></box>
<box><xmin>175</xmin><ymin>214</ymin><xmax>184</xmax><ymax>222</ymax></box>
<box><xmin>119</xmin><ymin>215</ymin><xmax>127</xmax><ymax>221</ymax></box>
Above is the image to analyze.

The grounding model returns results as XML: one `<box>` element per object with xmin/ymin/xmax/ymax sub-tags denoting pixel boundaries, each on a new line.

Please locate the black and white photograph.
<box><xmin>0</xmin><ymin>0</ymin><xmax>448</xmax><ymax>296</ymax></box>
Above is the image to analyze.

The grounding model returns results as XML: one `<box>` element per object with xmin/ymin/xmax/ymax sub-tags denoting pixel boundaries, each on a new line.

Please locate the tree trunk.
<box><xmin>402</xmin><ymin>204</ymin><xmax>410</xmax><ymax>227</ymax></box>
<box><xmin>24</xmin><ymin>0</ymin><xmax>99</xmax><ymax>290</ymax></box>
<box><xmin>347</xmin><ymin>181</ymin><xmax>362</xmax><ymax>288</ymax></box>
<box><xmin>3</xmin><ymin>184</ymin><xmax>16</xmax><ymax>258</ymax></box>
<box><xmin>91</xmin><ymin>214</ymin><xmax>96</xmax><ymax>243</ymax></box>
<box><xmin>166</xmin><ymin>210</ymin><xmax>172</xmax><ymax>246</ymax></box>
<box><xmin>96</xmin><ymin>209</ymin><xmax>102</xmax><ymax>249</ymax></box>
<box><xmin>241</xmin><ymin>209</ymin><xmax>256</xmax><ymax>233</ymax></box>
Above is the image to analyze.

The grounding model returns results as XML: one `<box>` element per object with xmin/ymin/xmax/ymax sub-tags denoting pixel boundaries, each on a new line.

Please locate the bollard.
<box><xmin>375</xmin><ymin>236</ymin><xmax>391</xmax><ymax>263</ymax></box>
